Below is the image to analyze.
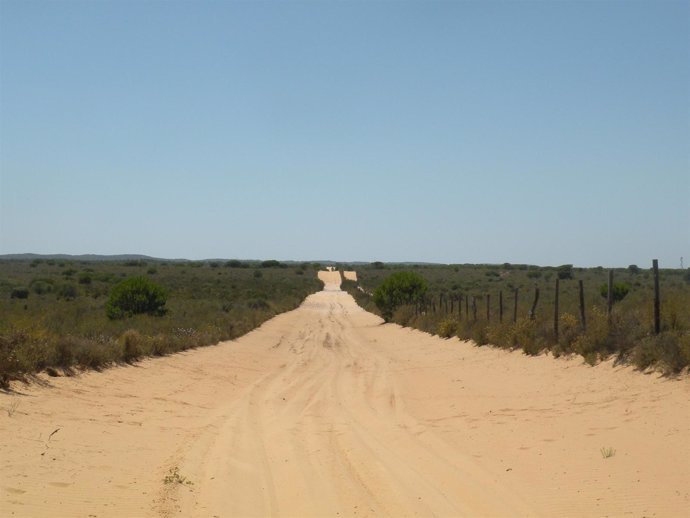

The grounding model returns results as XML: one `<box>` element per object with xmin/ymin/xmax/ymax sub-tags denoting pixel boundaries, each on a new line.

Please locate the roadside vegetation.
<box><xmin>341</xmin><ymin>262</ymin><xmax>690</xmax><ymax>374</ymax></box>
<box><xmin>0</xmin><ymin>258</ymin><xmax>322</xmax><ymax>387</ymax></box>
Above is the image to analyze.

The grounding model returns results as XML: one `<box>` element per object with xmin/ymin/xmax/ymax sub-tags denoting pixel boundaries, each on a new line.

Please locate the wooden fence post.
<box><xmin>472</xmin><ymin>296</ymin><xmax>477</xmax><ymax>322</ymax></box>
<box><xmin>513</xmin><ymin>288</ymin><xmax>519</xmax><ymax>323</ymax></box>
<box><xmin>579</xmin><ymin>279</ymin><xmax>586</xmax><ymax>332</ymax></box>
<box><xmin>499</xmin><ymin>290</ymin><xmax>503</xmax><ymax>323</ymax></box>
<box><xmin>653</xmin><ymin>259</ymin><xmax>660</xmax><ymax>334</ymax></box>
<box><xmin>607</xmin><ymin>269</ymin><xmax>614</xmax><ymax>322</ymax></box>
<box><xmin>554</xmin><ymin>278</ymin><xmax>560</xmax><ymax>340</ymax></box>
<box><xmin>529</xmin><ymin>286</ymin><xmax>540</xmax><ymax>320</ymax></box>
<box><xmin>486</xmin><ymin>294</ymin><xmax>491</xmax><ymax>322</ymax></box>
<box><xmin>465</xmin><ymin>295</ymin><xmax>469</xmax><ymax>318</ymax></box>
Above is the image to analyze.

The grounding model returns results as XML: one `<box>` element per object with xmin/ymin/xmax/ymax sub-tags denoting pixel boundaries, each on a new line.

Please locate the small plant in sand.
<box><xmin>6</xmin><ymin>399</ymin><xmax>19</xmax><ymax>417</ymax></box>
<box><xmin>163</xmin><ymin>466</ymin><xmax>193</xmax><ymax>485</ymax></box>
<box><xmin>600</xmin><ymin>446</ymin><xmax>616</xmax><ymax>459</ymax></box>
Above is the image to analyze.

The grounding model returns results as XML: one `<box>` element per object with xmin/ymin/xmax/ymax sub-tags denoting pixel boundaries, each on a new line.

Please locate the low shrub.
<box><xmin>470</xmin><ymin>324</ymin><xmax>488</xmax><ymax>346</ymax></box>
<box><xmin>247</xmin><ymin>298</ymin><xmax>269</xmax><ymax>310</ymax></box>
<box><xmin>599</xmin><ymin>283</ymin><xmax>630</xmax><ymax>302</ymax></box>
<box><xmin>31</xmin><ymin>279</ymin><xmax>54</xmax><ymax>294</ymax></box>
<box><xmin>73</xmin><ymin>341</ymin><xmax>116</xmax><ymax>370</ymax></box>
<box><xmin>120</xmin><ymin>329</ymin><xmax>142</xmax><ymax>362</ymax></box>
<box><xmin>0</xmin><ymin>334</ymin><xmax>21</xmax><ymax>387</ymax></box>
<box><xmin>10</xmin><ymin>287</ymin><xmax>29</xmax><ymax>299</ymax></box>
<box><xmin>437</xmin><ymin>318</ymin><xmax>457</xmax><ymax>338</ymax></box>
<box><xmin>555</xmin><ymin>312</ymin><xmax>581</xmax><ymax>354</ymax></box>
<box><xmin>57</xmin><ymin>283</ymin><xmax>78</xmax><ymax>300</ymax></box>
<box><xmin>392</xmin><ymin>305</ymin><xmax>416</xmax><ymax>327</ymax></box>
<box><xmin>106</xmin><ymin>277</ymin><xmax>167</xmax><ymax>319</ymax></box>
<box><xmin>373</xmin><ymin>271</ymin><xmax>428</xmax><ymax>322</ymax></box>
<box><xmin>633</xmin><ymin>332</ymin><xmax>690</xmax><ymax>373</ymax></box>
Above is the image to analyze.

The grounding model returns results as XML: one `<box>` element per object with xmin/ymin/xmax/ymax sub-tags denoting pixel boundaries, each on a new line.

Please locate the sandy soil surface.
<box><xmin>2</xmin><ymin>270</ymin><xmax>688</xmax><ymax>517</ymax></box>
<box><xmin>343</xmin><ymin>271</ymin><xmax>357</xmax><ymax>282</ymax></box>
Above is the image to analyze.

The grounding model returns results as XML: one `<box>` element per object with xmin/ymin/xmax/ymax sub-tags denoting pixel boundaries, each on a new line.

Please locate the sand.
<box><xmin>1</xmin><ymin>270</ymin><xmax>688</xmax><ymax>517</ymax></box>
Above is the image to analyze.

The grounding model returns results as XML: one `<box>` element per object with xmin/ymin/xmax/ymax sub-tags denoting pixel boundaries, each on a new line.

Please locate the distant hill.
<box><xmin>0</xmin><ymin>253</ymin><xmax>171</xmax><ymax>262</ymax></box>
<box><xmin>0</xmin><ymin>254</ymin><xmax>445</xmax><ymax>266</ymax></box>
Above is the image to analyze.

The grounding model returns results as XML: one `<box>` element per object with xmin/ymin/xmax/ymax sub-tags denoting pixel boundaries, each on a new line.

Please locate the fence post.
<box><xmin>486</xmin><ymin>294</ymin><xmax>491</xmax><ymax>322</ymax></box>
<box><xmin>554</xmin><ymin>278</ymin><xmax>559</xmax><ymax>340</ymax></box>
<box><xmin>513</xmin><ymin>288</ymin><xmax>519</xmax><ymax>323</ymax></box>
<box><xmin>472</xmin><ymin>296</ymin><xmax>477</xmax><ymax>322</ymax></box>
<box><xmin>607</xmin><ymin>269</ymin><xmax>614</xmax><ymax>322</ymax></box>
<box><xmin>578</xmin><ymin>279</ymin><xmax>586</xmax><ymax>332</ymax></box>
<box><xmin>499</xmin><ymin>290</ymin><xmax>503</xmax><ymax>323</ymax></box>
<box><xmin>653</xmin><ymin>259</ymin><xmax>660</xmax><ymax>334</ymax></box>
<box><xmin>529</xmin><ymin>286</ymin><xmax>540</xmax><ymax>320</ymax></box>
<box><xmin>465</xmin><ymin>295</ymin><xmax>469</xmax><ymax>318</ymax></box>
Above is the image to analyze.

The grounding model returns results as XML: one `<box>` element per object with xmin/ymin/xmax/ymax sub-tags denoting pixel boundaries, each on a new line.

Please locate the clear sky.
<box><xmin>1</xmin><ymin>0</ymin><xmax>688</xmax><ymax>267</ymax></box>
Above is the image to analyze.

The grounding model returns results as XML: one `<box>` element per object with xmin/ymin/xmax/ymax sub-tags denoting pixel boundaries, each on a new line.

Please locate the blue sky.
<box><xmin>1</xmin><ymin>0</ymin><xmax>688</xmax><ymax>267</ymax></box>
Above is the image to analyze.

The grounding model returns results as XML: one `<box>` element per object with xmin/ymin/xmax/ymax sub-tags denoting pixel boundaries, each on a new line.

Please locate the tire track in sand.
<box><xmin>168</xmin><ymin>273</ymin><xmax>532</xmax><ymax>517</ymax></box>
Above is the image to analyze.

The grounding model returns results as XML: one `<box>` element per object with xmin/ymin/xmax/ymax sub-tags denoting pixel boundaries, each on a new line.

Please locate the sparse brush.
<box><xmin>163</xmin><ymin>466</ymin><xmax>193</xmax><ymax>485</ymax></box>
<box><xmin>0</xmin><ymin>259</ymin><xmax>321</xmax><ymax>383</ymax></box>
<box><xmin>600</xmin><ymin>446</ymin><xmax>616</xmax><ymax>459</ymax></box>
<box><xmin>120</xmin><ymin>329</ymin><xmax>142</xmax><ymax>362</ymax></box>
<box><xmin>6</xmin><ymin>399</ymin><xmax>19</xmax><ymax>417</ymax></box>
<box><xmin>341</xmin><ymin>263</ymin><xmax>690</xmax><ymax>374</ymax></box>
<box><xmin>437</xmin><ymin>319</ymin><xmax>457</xmax><ymax>338</ymax></box>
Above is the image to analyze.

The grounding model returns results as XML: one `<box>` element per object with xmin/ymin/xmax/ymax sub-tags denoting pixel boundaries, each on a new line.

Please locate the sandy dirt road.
<box><xmin>1</xmin><ymin>271</ymin><xmax>689</xmax><ymax>517</ymax></box>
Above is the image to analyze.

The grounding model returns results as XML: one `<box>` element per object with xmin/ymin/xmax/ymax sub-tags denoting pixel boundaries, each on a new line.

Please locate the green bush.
<box><xmin>10</xmin><ymin>287</ymin><xmax>29</xmax><ymax>299</ymax></box>
<box><xmin>599</xmin><ymin>282</ymin><xmax>630</xmax><ymax>302</ymax></box>
<box><xmin>225</xmin><ymin>259</ymin><xmax>248</xmax><ymax>268</ymax></box>
<box><xmin>557</xmin><ymin>264</ymin><xmax>574</xmax><ymax>280</ymax></box>
<box><xmin>247</xmin><ymin>298</ymin><xmax>269</xmax><ymax>310</ymax></box>
<box><xmin>260</xmin><ymin>259</ymin><xmax>286</xmax><ymax>268</ymax></box>
<box><xmin>106</xmin><ymin>277</ymin><xmax>167</xmax><ymax>319</ymax></box>
<box><xmin>57</xmin><ymin>283</ymin><xmax>78</xmax><ymax>300</ymax></box>
<box><xmin>30</xmin><ymin>278</ymin><xmax>54</xmax><ymax>294</ymax></box>
<box><xmin>373</xmin><ymin>271</ymin><xmax>428</xmax><ymax>322</ymax></box>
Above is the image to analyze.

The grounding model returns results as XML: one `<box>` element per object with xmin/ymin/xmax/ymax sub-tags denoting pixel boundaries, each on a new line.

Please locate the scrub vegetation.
<box><xmin>342</xmin><ymin>262</ymin><xmax>690</xmax><ymax>374</ymax></box>
<box><xmin>0</xmin><ymin>259</ymin><xmax>321</xmax><ymax>387</ymax></box>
